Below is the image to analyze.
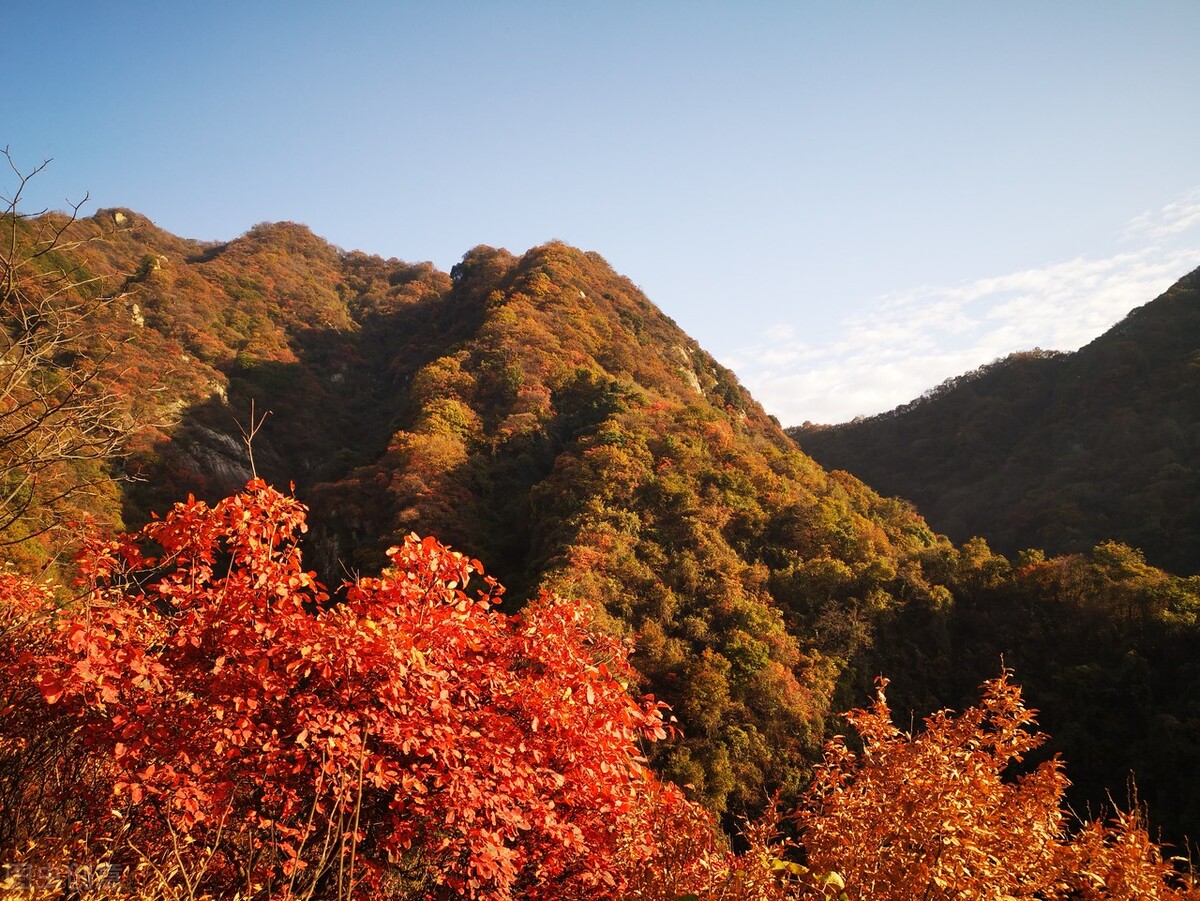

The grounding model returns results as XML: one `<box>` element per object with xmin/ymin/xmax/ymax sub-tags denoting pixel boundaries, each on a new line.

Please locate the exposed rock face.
<box><xmin>673</xmin><ymin>345</ymin><xmax>704</xmax><ymax>394</ymax></box>
<box><xmin>182</xmin><ymin>426</ymin><xmax>255</xmax><ymax>493</ymax></box>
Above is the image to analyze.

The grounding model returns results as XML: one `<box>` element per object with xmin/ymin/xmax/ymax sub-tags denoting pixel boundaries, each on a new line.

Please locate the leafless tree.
<box><xmin>0</xmin><ymin>147</ymin><xmax>127</xmax><ymax>545</ymax></box>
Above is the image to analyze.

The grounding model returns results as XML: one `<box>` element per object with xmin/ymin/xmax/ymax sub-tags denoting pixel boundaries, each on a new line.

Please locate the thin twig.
<box><xmin>236</xmin><ymin>398</ymin><xmax>272</xmax><ymax>480</ymax></box>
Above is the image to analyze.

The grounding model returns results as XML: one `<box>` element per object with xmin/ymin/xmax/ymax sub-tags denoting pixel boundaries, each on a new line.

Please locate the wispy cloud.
<box><xmin>1124</xmin><ymin>189</ymin><xmax>1200</xmax><ymax>242</ymax></box>
<box><xmin>728</xmin><ymin>193</ymin><xmax>1200</xmax><ymax>426</ymax></box>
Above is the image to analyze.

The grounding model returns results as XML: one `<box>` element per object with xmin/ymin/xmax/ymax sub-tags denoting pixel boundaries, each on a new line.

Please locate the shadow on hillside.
<box><xmin>120</xmin><ymin>286</ymin><xmax>490</xmax><ymax>585</ymax></box>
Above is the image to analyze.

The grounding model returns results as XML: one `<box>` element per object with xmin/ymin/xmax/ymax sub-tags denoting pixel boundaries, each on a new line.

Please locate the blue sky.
<box><xmin>5</xmin><ymin>2</ymin><xmax>1199</xmax><ymax>424</ymax></box>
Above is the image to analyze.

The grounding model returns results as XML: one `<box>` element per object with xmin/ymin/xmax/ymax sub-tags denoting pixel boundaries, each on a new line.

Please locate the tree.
<box><xmin>0</xmin><ymin>147</ymin><xmax>126</xmax><ymax>549</ymax></box>
<box><xmin>795</xmin><ymin>673</ymin><xmax>1198</xmax><ymax>900</ymax></box>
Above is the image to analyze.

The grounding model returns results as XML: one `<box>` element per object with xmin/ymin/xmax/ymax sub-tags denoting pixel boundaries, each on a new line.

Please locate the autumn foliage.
<box><xmin>0</xmin><ymin>481</ymin><xmax>696</xmax><ymax>899</ymax></box>
<box><xmin>796</xmin><ymin>674</ymin><xmax>1198</xmax><ymax>900</ymax></box>
<box><xmin>6</xmin><ymin>203</ymin><xmax>1197</xmax><ymax>840</ymax></box>
<box><xmin>1</xmin><ymin>483</ymin><xmax>1198</xmax><ymax>899</ymax></box>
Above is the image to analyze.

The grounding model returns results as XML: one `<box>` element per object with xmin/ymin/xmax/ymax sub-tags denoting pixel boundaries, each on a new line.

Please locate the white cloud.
<box><xmin>730</xmin><ymin>193</ymin><xmax>1200</xmax><ymax>427</ymax></box>
<box><xmin>1124</xmin><ymin>189</ymin><xmax>1200</xmax><ymax>241</ymax></box>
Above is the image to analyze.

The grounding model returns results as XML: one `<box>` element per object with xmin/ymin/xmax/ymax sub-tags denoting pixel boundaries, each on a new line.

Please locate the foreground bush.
<box><xmin>0</xmin><ymin>481</ymin><xmax>708</xmax><ymax>899</ymax></box>
<box><xmin>796</xmin><ymin>673</ymin><xmax>1198</xmax><ymax>900</ymax></box>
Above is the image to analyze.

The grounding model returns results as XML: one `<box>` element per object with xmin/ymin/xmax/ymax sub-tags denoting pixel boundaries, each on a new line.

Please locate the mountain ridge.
<box><xmin>791</xmin><ymin>265</ymin><xmax>1200</xmax><ymax>574</ymax></box>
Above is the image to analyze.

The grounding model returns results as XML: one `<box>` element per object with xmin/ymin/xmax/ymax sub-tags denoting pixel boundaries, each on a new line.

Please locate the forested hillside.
<box><xmin>791</xmin><ymin>268</ymin><xmax>1200</xmax><ymax>575</ymax></box>
<box><xmin>3</xmin><ymin>201</ymin><xmax>1200</xmax><ymax>896</ymax></box>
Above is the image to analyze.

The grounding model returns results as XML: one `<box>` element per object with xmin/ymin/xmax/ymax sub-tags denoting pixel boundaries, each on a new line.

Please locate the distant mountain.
<box><xmin>7</xmin><ymin>209</ymin><xmax>1200</xmax><ymax>840</ymax></box>
<box><xmin>791</xmin><ymin>267</ymin><xmax>1200</xmax><ymax>576</ymax></box>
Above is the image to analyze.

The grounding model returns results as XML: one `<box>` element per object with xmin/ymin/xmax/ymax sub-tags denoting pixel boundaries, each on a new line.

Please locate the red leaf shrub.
<box><xmin>0</xmin><ymin>481</ymin><xmax>693</xmax><ymax>899</ymax></box>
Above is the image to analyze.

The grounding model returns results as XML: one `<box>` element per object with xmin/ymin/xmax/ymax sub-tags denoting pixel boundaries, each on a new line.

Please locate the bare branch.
<box><xmin>236</xmin><ymin>399</ymin><xmax>272</xmax><ymax>480</ymax></box>
<box><xmin>0</xmin><ymin>151</ymin><xmax>130</xmax><ymax>549</ymax></box>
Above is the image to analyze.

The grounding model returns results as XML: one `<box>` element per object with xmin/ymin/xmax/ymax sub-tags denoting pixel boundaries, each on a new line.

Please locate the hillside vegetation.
<box><xmin>2</xmin><ymin>200</ymin><xmax>1199</xmax><ymax>895</ymax></box>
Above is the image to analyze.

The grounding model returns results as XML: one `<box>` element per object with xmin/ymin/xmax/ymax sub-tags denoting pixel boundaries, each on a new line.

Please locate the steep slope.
<box><xmin>3</xmin><ymin>208</ymin><xmax>455</xmax><ymax>530</ymax></box>
<box><xmin>791</xmin><ymin>266</ymin><xmax>1200</xmax><ymax>575</ymax></box>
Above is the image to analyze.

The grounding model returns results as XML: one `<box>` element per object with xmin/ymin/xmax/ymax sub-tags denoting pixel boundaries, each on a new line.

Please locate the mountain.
<box><xmin>8</xmin><ymin>211</ymin><xmax>959</xmax><ymax>816</ymax></box>
<box><xmin>5</xmin><ymin>209</ymin><xmax>1200</xmax><ymax>840</ymax></box>
<box><xmin>278</xmin><ymin>240</ymin><xmax>959</xmax><ymax>817</ymax></box>
<box><xmin>790</xmin><ymin>267</ymin><xmax>1200</xmax><ymax>576</ymax></box>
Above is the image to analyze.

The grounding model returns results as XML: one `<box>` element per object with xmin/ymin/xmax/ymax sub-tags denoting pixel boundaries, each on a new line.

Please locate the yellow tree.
<box><xmin>796</xmin><ymin>672</ymin><xmax>1198</xmax><ymax>900</ymax></box>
